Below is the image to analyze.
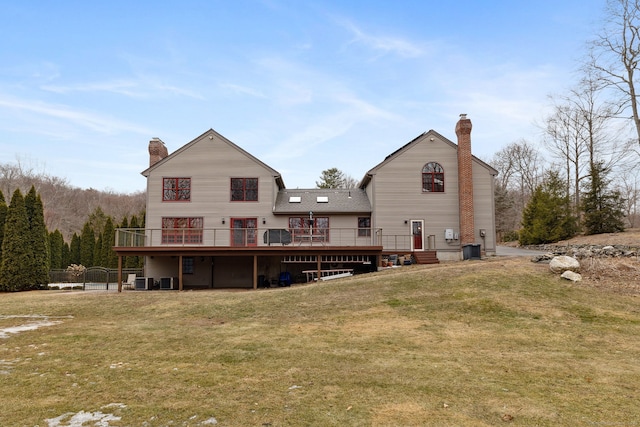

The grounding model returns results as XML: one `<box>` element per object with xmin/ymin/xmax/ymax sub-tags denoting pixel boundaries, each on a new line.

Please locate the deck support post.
<box><xmin>316</xmin><ymin>254</ymin><xmax>322</xmax><ymax>282</ymax></box>
<box><xmin>178</xmin><ymin>255</ymin><xmax>184</xmax><ymax>291</ymax></box>
<box><xmin>117</xmin><ymin>256</ymin><xmax>123</xmax><ymax>293</ymax></box>
<box><xmin>253</xmin><ymin>255</ymin><xmax>258</xmax><ymax>289</ymax></box>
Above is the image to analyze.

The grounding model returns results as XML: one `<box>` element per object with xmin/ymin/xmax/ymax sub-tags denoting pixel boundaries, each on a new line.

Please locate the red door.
<box><xmin>412</xmin><ymin>220</ymin><xmax>423</xmax><ymax>251</ymax></box>
<box><xmin>231</xmin><ymin>218</ymin><xmax>257</xmax><ymax>247</ymax></box>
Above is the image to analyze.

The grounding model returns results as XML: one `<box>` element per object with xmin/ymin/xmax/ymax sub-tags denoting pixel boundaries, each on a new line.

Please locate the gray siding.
<box><xmin>472</xmin><ymin>160</ymin><xmax>497</xmax><ymax>254</ymax></box>
<box><xmin>145</xmin><ymin>132</ymin><xmax>280</xmax><ymax>246</ymax></box>
<box><xmin>369</xmin><ymin>134</ymin><xmax>461</xmax><ymax>251</ymax></box>
<box><xmin>365</xmin><ymin>132</ymin><xmax>496</xmax><ymax>257</ymax></box>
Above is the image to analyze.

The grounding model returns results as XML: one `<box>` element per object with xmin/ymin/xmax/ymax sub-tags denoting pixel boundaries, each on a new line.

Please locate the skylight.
<box><xmin>316</xmin><ymin>196</ymin><xmax>329</xmax><ymax>203</ymax></box>
<box><xmin>289</xmin><ymin>196</ymin><xmax>301</xmax><ymax>203</ymax></box>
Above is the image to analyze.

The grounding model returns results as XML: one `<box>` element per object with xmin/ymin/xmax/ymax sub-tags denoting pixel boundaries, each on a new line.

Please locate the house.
<box><xmin>114</xmin><ymin>115</ymin><xmax>497</xmax><ymax>291</ymax></box>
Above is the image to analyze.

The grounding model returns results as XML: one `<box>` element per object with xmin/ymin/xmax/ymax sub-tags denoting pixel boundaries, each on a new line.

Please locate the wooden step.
<box><xmin>412</xmin><ymin>250</ymin><xmax>439</xmax><ymax>264</ymax></box>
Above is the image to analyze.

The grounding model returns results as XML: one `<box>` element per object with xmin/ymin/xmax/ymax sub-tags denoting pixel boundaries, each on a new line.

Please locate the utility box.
<box><xmin>463</xmin><ymin>244</ymin><xmax>481</xmax><ymax>260</ymax></box>
<box><xmin>135</xmin><ymin>277</ymin><xmax>153</xmax><ymax>290</ymax></box>
<box><xmin>445</xmin><ymin>229</ymin><xmax>455</xmax><ymax>240</ymax></box>
<box><xmin>160</xmin><ymin>277</ymin><xmax>178</xmax><ymax>290</ymax></box>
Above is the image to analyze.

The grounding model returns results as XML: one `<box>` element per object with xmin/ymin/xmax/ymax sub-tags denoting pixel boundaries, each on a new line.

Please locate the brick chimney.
<box><xmin>148</xmin><ymin>138</ymin><xmax>168</xmax><ymax>167</ymax></box>
<box><xmin>455</xmin><ymin>114</ymin><xmax>475</xmax><ymax>246</ymax></box>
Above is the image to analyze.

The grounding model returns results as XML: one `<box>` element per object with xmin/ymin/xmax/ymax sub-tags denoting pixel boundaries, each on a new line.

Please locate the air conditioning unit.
<box><xmin>160</xmin><ymin>277</ymin><xmax>178</xmax><ymax>290</ymax></box>
<box><xmin>135</xmin><ymin>277</ymin><xmax>153</xmax><ymax>290</ymax></box>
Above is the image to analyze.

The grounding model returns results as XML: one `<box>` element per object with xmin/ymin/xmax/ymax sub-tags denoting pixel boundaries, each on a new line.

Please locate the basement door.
<box><xmin>411</xmin><ymin>220</ymin><xmax>424</xmax><ymax>251</ymax></box>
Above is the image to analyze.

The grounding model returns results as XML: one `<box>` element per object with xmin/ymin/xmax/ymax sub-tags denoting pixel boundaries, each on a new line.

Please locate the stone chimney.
<box><xmin>455</xmin><ymin>114</ymin><xmax>475</xmax><ymax>246</ymax></box>
<box><xmin>148</xmin><ymin>137</ymin><xmax>168</xmax><ymax>167</ymax></box>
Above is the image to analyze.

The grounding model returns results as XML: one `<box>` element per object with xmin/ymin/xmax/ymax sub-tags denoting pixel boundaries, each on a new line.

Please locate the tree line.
<box><xmin>493</xmin><ymin>0</ymin><xmax>640</xmax><ymax>245</ymax></box>
<box><xmin>0</xmin><ymin>159</ymin><xmax>145</xmax><ymax>241</ymax></box>
<box><xmin>0</xmin><ymin>186</ymin><xmax>144</xmax><ymax>292</ymax></box>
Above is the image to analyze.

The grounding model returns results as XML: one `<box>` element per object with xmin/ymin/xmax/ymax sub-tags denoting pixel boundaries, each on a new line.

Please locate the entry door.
<box><xmin>411</xmin><ymin>220</ymin><xmax>424</xmax><ymax>251</ymax></box>
<box><xmin>231</xmin><ymin>218</ymin><xmax>257</xmax><ymax>247</ymax></box>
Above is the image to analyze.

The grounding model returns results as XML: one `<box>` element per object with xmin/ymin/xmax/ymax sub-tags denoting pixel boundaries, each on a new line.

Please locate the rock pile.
<box><xmin>527</xmin><ymin>244</ymin><xmax>638</xmax><ymax>261</ymax></box>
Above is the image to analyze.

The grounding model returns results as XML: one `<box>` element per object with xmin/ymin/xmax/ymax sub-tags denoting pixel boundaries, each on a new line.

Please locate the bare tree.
<box><xmin>492</xmin><ymin>140</ymin><xmax>544</xmax><ymax>196</ymax></box>
<box><xmin>491</xmin><ymin>140</ymin><xmax>545</xmax><ymax>238</ymax></box>
<box><xmin>0</xmin><ymin>160</ymin><xmax>146</xmax><ymax>240</ymax></box>
<box><xmin>542</xmin><ymin>70</ymin><xmax>624</xmax><ymax>211</ymax></box>
<box><xmin>542</xmin><ymin>102</ymin><xmax>589</xmax><ymax>209</ymax></box>
<box><xmin>619</xmin><ymin>171</ymin><xmax>640</xmax><ymax>226</ymax></box>
<box><xmin>587</xmin><ymin>0</ymin><xmax>640</xmax><ymax>150</ymax></box>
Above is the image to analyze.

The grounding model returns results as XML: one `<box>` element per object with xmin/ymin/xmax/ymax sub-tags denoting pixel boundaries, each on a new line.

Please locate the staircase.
<box><xmin>412</xmin><ymin>250</ymin><xmax>439</xmax><ymax>265</ymax></box>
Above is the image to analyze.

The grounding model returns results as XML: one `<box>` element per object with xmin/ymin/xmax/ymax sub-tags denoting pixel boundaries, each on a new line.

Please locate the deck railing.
<box><xmin>115</xmin><ymin>227</ymin><xmax>419</xmax><ymax>251</ymax></box>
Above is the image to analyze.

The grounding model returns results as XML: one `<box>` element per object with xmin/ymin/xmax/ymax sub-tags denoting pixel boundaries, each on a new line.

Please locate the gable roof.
<box><xmin>273</xmin><ymin>188</ymin><xmax>371</xmax><ymax>214</ymax></box>
<box><xmin>141</xmin><ymin>128</ymin><xmax>286</xmax><ymax>189</ymax></box>
<box><xmin>359</xmin><ymin>129</ymin><xmax>498</xmax><ymax>188</ymax></box>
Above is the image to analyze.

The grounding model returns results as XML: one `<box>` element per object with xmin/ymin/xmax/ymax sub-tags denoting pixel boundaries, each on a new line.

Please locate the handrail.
<box><xmin>114</xmin><ymin>227</ymin><xmax>416</xmax><ymax>250</ymax></box>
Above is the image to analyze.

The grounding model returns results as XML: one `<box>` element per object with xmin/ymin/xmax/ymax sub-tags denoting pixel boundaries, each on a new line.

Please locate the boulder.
<box><xmin>531</xmin><ymin>253</ymin><xmax>554</xmax><ymax>263</ymax></box>
<box><xmin>549</xmin><ymin>255</ymin><xmax>581</xmax><ymax>273</ymax></box>
<box><xmin>561</xmin><ymin>270</ymin><xmax>582</xmax><ymax>282</ymax></box>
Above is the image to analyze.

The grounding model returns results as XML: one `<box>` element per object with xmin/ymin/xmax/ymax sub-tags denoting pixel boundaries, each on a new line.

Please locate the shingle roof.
<box><xmin>273</xmin><ymin>188</ymin><xmax>371</xmax><ymax>214</ymax></box>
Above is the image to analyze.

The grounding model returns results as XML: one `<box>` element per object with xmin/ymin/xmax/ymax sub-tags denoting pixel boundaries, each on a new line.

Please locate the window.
<box><xmin>230</xmin><ymin>218</ymin><xmax>257</xmax><ymax>247</ymax></box>
<box><xmin>163</xmin><ymin>178</ymin><xmax>191</xmax><ymax>201</ymax></box>
<box><xmin>422</xmin><ymin>162</ymin><xmax>444</xmax><ymax>192</ymax></box>
<box><xmin>161</xmin><ymin>217</ymin><xmax>203</xmax><ymax>244</ymax></box>
<box><xmin>358</xmin><ymin>217</ymin><xmax>371</xmax><ymax>237</ymax></box>
<box><xmin>289</xmin><ymin>217</ymin><xmax>329</xmax><ymax>242</ymax></box>
<box><xmin>231</xmin><ymin>178</ymin><xmax>258</xmax><ymax>201</ymax></box>
<box><xmin>182</xmin><ymin>257</ymin><xmax>194</xmax><ymax>274</ymax></box>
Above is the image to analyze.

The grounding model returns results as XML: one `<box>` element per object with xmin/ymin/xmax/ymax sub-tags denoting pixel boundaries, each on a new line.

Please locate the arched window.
<box><xmin>422</xmin><ymin>162</ymin><xmax>444</xmax><ymax>192</ymax></box>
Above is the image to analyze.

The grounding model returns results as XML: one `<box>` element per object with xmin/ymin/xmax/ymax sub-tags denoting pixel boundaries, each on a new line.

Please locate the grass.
<box><xmin>1</xmin><ymin>258</ymin><xmax>639</xmax><ymax>426</ymax></box>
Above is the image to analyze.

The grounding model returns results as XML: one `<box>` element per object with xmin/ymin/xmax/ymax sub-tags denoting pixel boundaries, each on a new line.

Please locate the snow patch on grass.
<box><xmin>0</xmin><ymin>315</ymin><xmax>72</xmax><ymax>339</ymax></box>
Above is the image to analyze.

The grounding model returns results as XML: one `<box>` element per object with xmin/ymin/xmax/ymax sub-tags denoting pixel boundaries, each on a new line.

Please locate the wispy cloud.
<box><xmin>337</xmin><ymin>18</ymin><xmax>425</xmax><ymax>58</ymax></box>
<box><xmin>0</xmin><ymin>94</ymin><xmax>151</xmax><ymax>135</ymax></box>
<box><xmin>220</xmin><ymin>83</ymin><xmax>267</xmax><ymax>98</ymax></box>
<box><xmin>41</xmin><ymin>76</ymin><xmax>204</xmax><ymax>100</ymax></box>
<box><xmin>41</xmin><ymin>79</ymin><xmax>140</xmax><ymax>96</ymax></box>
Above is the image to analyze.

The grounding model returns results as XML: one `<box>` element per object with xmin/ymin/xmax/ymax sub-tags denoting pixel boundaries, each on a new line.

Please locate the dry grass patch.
<box><xmin>0</xmin><ymin>258</ymin><xmax>639</xmax><ymax>426</ymax></box>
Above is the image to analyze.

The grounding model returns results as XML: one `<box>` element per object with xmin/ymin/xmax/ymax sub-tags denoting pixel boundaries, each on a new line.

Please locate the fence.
<box><xmin>49</xmin><ymin>267</ymin><xmax>144</xmax><ymax>291</ymax></box>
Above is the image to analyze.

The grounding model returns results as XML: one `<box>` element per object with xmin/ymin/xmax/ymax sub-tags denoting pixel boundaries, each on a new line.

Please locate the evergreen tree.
<box><xmin>88</xmin><ymin>207</ymin><xmax>108</xmax><ymax>236</ymax></box>
<box><xmin>0</xmin><ymin>189</ymin><xmax>33</xmax><ymax>291</ymax></box>
<box><xmin>49</xmin><ymin>229</ymin><xmax>64</xmax><ymax>269</ymax></box>
<box><xmin>0</xmin><ymin>191</ymin><xmax>7</xmax><ymax>264</ymax></box>
<box><xmin>119</xmin><ymin>216</ymin><xmax>131</xmax><ymax>268</ymax></box>
<box><xmin>79</xmin><ymin>222</ymin><xmax>95</xmax><ymax>267</ymax></box>
<box><xmin>581</xmin><ymin>162</ymin><xmax>626</xmax><ymax>235</ymax></box>
<box><xmin>316</xmin><ymin>167</ymin><xmax>346</xmax><ymax>189</ymax></box>
<box><xmin>101</xmin><ymin>217</ymin><xmax>117</xmax><ymax>268</ymax></box>
<box><xmin>519</xmin><ymin>170</ymin><xmax>577</xmax><ymax>245</ymax></box>
<box><xmin>94</xmin><ymin>234</ymin><xmax>103</xmax><ymax>267</ymax></box>
<box><xmin>61</xmin><ymin>241</ymin><xmax>71</xmax><ymax>269</ymax></box>
<box><xmin>69</xmin><ymin>233</ymin><xmax>81</xmax><ymax>265</ymax></box>
<box><xmin>126</xmin><ymin>214</ymin><xmax>142</xmax><ymax>268</ymax></box>
<box><xmin>25</xmin><ymin>187</ymin><xmax>49</xmax><ymax>287</ymax></box>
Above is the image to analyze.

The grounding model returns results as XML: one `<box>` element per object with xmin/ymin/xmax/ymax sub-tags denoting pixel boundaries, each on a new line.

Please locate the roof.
<box><xmin>359</xmin><ymin>129</ymin><xmax>498</xmax><ymax>188</ymax></box>
<box><xmin>141</xmin><ymin>128</ymin><xmax>286</xmax><ymax>189</ymax></box>
<box><xmin>273</xmin><ymin>188</ymin><xmax>371</xmax><ymax>214</ymax></box>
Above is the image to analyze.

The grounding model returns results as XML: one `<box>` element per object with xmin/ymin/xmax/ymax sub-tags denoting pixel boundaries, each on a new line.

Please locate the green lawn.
<box><xmin>1</xmin><ymin>258</ymin><xmax>639</xmax><ymax>426</ymax></box>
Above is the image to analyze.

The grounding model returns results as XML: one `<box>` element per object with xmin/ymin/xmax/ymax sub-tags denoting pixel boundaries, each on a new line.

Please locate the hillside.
<box><xmin>1</xmin><ymin>258</ymin><xmax>639</xmax><ymax>425</ymax></box>
<box><xmin>0</xmin><ymin>161</ymin><xmax>145</xmax><ymax>240</ymax></box>
<box><xmin>556</xmin><ymin>228</ymin><xmax>640</xmax><ymax>246</ymax></box>
<box><xmin>518</xmin><ymin>228</ymin><xmax>640</xmax><ymax>296</ymax></box>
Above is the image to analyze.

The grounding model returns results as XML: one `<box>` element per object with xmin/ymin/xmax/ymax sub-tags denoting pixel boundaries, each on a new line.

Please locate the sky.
<box><xmin>0</xmin><ymin>0</ymin><xmax>606</xmax><ymax>193</ymax></box>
